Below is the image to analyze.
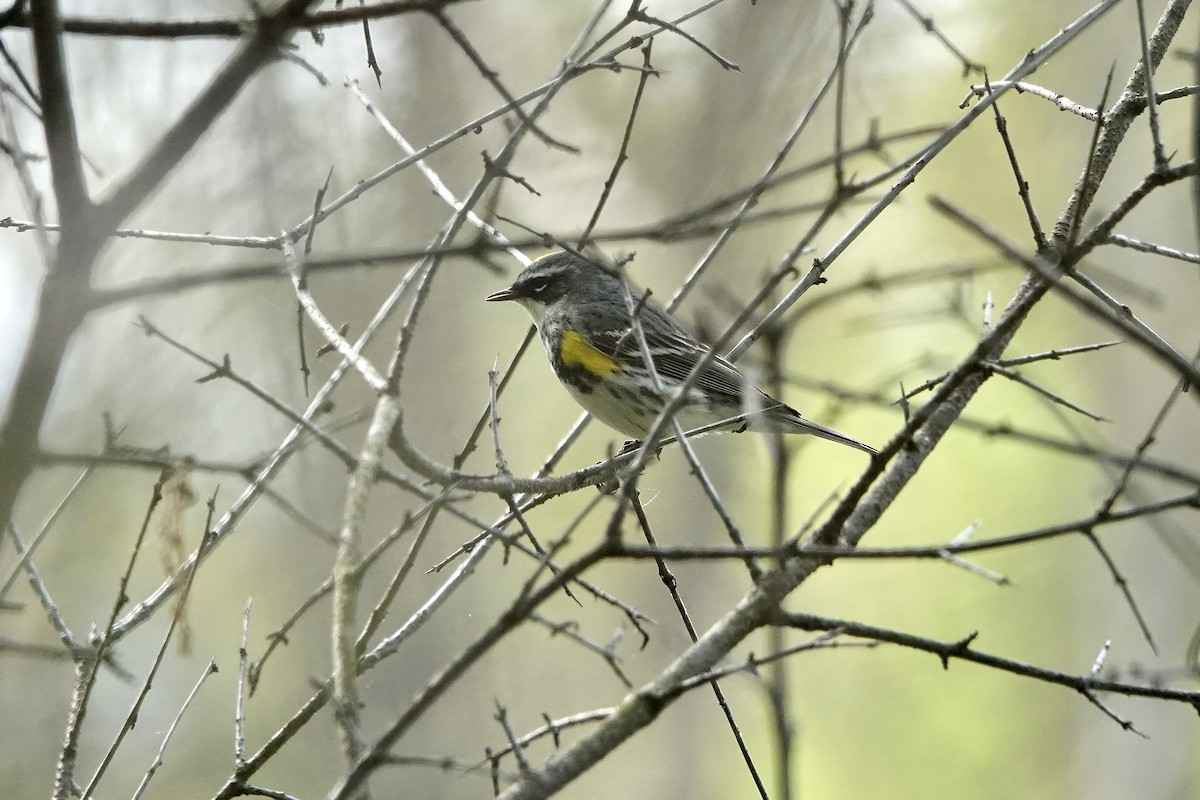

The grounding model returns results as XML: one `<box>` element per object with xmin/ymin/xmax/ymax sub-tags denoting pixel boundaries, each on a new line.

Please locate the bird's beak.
<box><xmin>486</xmin><ymin>285</ymin><xmax>519</xmax><ymax>302</ymax></box>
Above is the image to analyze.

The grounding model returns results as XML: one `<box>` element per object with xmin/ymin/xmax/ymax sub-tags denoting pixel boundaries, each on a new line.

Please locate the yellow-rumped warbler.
<box><xmin>486</xmin><ymin>251</ymin><xmax>875</xmax><ymax>455</ymax></box>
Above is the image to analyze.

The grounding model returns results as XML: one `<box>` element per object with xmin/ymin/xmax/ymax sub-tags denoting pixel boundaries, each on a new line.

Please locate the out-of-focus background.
<box><xmin>2</xmin><ymin>1</ymin><xmax>1198</xmax><ymax>798</ymax></box>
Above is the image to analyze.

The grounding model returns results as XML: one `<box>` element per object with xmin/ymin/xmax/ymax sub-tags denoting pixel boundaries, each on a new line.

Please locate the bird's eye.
<box><xmin>531</xmin><ymin>281</ymin><xmax>549</xmax><ymax>295</ymax></box>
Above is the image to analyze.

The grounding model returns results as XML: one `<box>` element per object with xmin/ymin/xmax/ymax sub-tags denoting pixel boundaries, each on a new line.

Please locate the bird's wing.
<box><xmin>585</xmin><ymin>305</ymin><xmax>750</xmax><ymax>402</ymax></box>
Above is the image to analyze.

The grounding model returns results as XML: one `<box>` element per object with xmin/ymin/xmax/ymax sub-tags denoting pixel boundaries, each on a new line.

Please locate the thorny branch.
<box><xmin>2</xmin><ymin>1</ymin><xmax>1198</xmax><ymax>799</ymax></box>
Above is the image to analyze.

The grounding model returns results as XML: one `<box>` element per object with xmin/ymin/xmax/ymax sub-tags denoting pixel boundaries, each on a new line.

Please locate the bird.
<box><xmin>486</xmin><ymin>251</ymin><xmax>875</xmax><ymax>455</ymax></box>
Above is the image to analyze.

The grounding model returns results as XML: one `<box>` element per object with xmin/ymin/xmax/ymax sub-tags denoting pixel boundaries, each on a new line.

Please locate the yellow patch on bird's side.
<box><xmin>560</xmin><ymin>329</ymin><xmax>619</xmax><ymax>375</ymax></box>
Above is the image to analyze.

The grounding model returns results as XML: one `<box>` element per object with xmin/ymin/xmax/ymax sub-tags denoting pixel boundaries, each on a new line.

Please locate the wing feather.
<box><xmin>580</xmin><ymin>304</ymin><xmax>750</xmax><ymax>401</ymax></box>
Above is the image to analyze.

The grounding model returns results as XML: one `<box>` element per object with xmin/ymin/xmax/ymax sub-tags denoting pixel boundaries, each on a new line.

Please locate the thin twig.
<box><xmin>1133</xmin><ymin>0</ymin><xmax>1168</xmax><ymax>168</ymax></box>
<box><xmin>778</xmin><ymin>612</ymin><xmax>1198</xmax><ymax>707</ymax></box>
<box><xmin>130</xmin><ymin>660</ymin><xmax>220</xmax><ymax>800</ymax></box>
<box><xmin>894</xmin><ymin>0</ymin><xmax>983</xmax><ymax>75</ymax></box>
<box><xmin>628</xmin><ymin>491</ymin><xmax>769</xmax><ymax>800</ymax></box>
<box><xmin>579</xmin><ymin>39</ymin><xmax>656</xmax><ymax>246</ymax></box>
<box><xmin>235</xmin><ymin>599</ymin><xmax>251</xmax><ymax>767</ymax></box>
<box><xmin>1106</xmin><ymin>233</ymin><xmax>1200</xmax><ymax>264</ymax></box>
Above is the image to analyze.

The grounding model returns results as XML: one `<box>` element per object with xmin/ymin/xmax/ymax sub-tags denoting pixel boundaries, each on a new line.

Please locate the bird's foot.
<box><xmin>617</xmin><ymin>438</ymin><xmax>642</xmax><ymax>456</ymax></box>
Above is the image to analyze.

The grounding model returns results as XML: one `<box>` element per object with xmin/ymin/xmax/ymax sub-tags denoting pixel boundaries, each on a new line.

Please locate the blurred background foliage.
<box><xmin>1</xmin><ymin>0</ymin><xmax>1198</xmax><ymax>798</ymax></box>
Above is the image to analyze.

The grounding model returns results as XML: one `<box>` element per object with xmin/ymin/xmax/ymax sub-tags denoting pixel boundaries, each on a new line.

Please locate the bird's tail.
<box><xmin>758</xmin><ymin>402</ymin><xmax>877</xmax><ymax>455</ymax></box>
<box><xmin>791</xmin><ymin>415</ymin><xmax>877</xmax><ymax>454</ymax></box>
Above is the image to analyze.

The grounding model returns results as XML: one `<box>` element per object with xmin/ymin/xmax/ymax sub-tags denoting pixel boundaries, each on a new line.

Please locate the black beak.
<box><xmin>486</xmin><ymin>285</ymin><xmax>519</xmax><ymax>302</ymax></box>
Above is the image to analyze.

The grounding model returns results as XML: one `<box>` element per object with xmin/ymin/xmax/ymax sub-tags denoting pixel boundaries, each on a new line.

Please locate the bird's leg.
<box><xmin>617</xmin><ymin>438</ymin><xmax>642</xmax><ymax>456</ymax></box>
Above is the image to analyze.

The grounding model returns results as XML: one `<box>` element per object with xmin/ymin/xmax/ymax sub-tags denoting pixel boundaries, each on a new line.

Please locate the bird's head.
<box><xmin>486</xmin><ymin>251</ymin><xmax>624</xmax><ymax>325</ymax></box>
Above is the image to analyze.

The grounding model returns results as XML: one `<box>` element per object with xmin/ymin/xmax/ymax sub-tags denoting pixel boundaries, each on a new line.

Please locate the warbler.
<box><xmin>486</xmin><ymin>251</ymin><xmax>876</xmax><ymax>455</ymax></box>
